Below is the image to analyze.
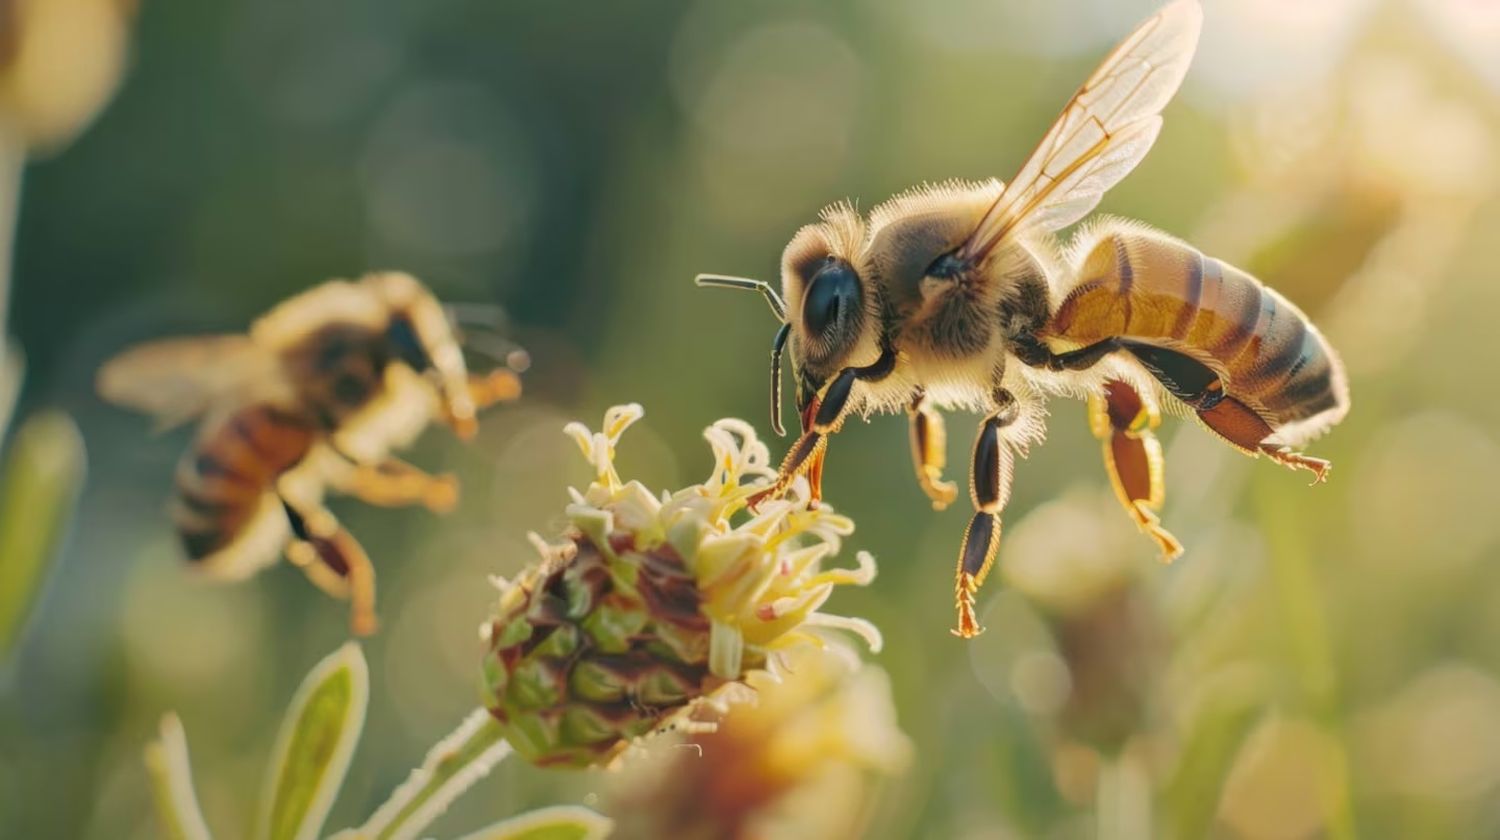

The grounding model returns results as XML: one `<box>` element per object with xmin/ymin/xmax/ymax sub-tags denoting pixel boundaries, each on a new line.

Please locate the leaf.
<box><xmin>143</xmin><ymin>713</ymin><xmax>216</xmax><ymax>840</ymax></box>
<box><xmin>345</xmin><ymin>708</ymin><xmax>512</xmax><ymax>840</ymax></box>
<box><xmin>256</xmin><ymin>642</ymin><xmax>369</xmax><ymax>840</ymax></box>
<box><xmin>0</xmin><ymin>410</ymin><xmax>86</xmax><ymax>659</ymax></box>
<box><xmin>451</xmin><ymin>806</ymin><xmax>615</xmax><ymax>840</ymax></box>
<box><xmin>0</xmin><ymin>342</ymin><xmax>20</xmax><ymax>440</ymax></box>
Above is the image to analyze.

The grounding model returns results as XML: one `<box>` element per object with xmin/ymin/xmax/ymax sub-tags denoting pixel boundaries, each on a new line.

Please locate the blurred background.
<box><xmin>3</xmin><ymin>0</ymin><xmax>1500</xmax><ymax>837</ymax></box>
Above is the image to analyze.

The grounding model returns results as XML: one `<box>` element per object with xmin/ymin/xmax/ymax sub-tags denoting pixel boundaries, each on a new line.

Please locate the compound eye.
<box><xmin>802</xmin><ymin>258</ymin><xmax>861</xmax><ymax>338</ymax></box>
<box><xmin>387</xmin><ymin>314</ymin><xmax>433</xmax><ymax>371</ymax></box>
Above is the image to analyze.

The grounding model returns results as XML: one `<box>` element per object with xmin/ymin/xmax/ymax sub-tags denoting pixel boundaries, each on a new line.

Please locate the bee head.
<box><xmin>695</xmin><ymin>206</ymin><xmax>875</xmax><ymax>436</ymax></box>
<box><xmin>779</xmin><ymin>209</ymin><xmax>877</xmax><ymax>419</ymax></box>
<box><xmin>365</xmin><ymin>272</ymin><xmax>480</xmax><ymax>439</ymax></box>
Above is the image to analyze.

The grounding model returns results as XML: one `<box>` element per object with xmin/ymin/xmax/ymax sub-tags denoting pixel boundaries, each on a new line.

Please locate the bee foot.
<box><xmin>425</xmin><ymin>475</ymin><xmax>461</xmax><ymax>513</ymax></box>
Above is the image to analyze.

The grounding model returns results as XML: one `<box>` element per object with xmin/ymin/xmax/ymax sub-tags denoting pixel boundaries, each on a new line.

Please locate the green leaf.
<box><xmin>451</xmin><ymin>806</ymin><xmax>614</xmax><ymax>840</ymax></box>
<box><xmin>257</xmin><ymin>642</ymin><xmax>369</xmax><ymax>840</ymax></box>
<box><xmin>0</xmin><ymin>410</ymin><xmax>86</xmax><ymax>659</ymax></box>
<box><xmin>143</xmin><ymin>713</ymin><xmax>216</xmax><ymax>840</ymax></box>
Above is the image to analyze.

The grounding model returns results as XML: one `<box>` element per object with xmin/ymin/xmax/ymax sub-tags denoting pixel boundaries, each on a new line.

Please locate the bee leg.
<box><xmin>467</xmin><ymin>369</ymin><xmax>523</xmax><ymax>409</ymax></box>
<box><xmin>746</xmin><ymin>400</ymin><xmax>834</xmax><ymax>510</ymax></box>
<box><xmin>1195</xmin><ymin>396</ymin><xmax>1332</xmax><ymax>485</ymax></box>
<box><xmin>953</xmin><ymin>390</ymin><xmax>1021</xmax><ymax>639</ymax></box>
<box><xmin>1114</xmin><ymin>343</ymin><xmax>1333</xmax><ymax>485</ymax></box>
<box><xmin>439</xmin><ymin>370</ymin><xmax>522</xmax><ymax>436</ymax></box>
<box><xmin>279</xmin><ymin>492</ymin><xmax>379</xmax><ymax>636</ymax></box>
<box><xmin>748</xmin><ymin>347</ymin><xmax>897</xmax><ymax>509</ymax></box>
<box><xmin>1090</xmin><ymin>379</ymin><xmax>1183</xmax><ymax>560</ymax></box>
<box><xmin>331</xmin><ymin>454</ymin><xmax>460</xmax><ymax>514</ymax></box>
<box><xmin>908</xmin><ymin>391</ymin><xmax>958</xmax><ymax>510</ymax></box>
<box><xmin>1013</xmin><ymin>334</ymin><xmax>1122</xmax><ymax>371</ymax></box>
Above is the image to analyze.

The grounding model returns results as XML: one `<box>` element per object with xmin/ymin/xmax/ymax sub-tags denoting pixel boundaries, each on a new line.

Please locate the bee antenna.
<box><xmin>769</xmin><ymin>322</ymin><xmax>790</xmax><ymax>437</ymax></box>
<box><xmin>443</xmin><ymin>301</ymin><xmax>512</xmax><ymax>330</ymax></box>
<box><xmin>694</xmin><ymin>274</ymin><xmax>787</xmax><ymax>323</ymax></box>
<box><xmin>460</xmin><ymin>329</ymin><xmax>531</xmax><ymax>373</ymax></box>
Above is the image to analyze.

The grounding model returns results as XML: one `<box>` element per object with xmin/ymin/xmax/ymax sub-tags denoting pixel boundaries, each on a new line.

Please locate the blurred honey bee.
<box><xmin>696</xmin><ymin>0</ymin><xmax>1349</xmax><ymax>638</ymax></box>
<box><xmin>98</xmin><ymin>272</ymin><xmax>526</xmax><ymax>635</ymax></box>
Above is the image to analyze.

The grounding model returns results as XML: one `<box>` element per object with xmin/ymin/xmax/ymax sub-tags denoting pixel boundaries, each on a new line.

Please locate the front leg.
<box><xmin>953</xmin><ymin>390</ymin><xmax>1021</xmax><ymax>639</ymax></box>
<box><xmin>331</xmin><ymin>454</ymin><xmax>460</xmax><ymax>514</ymax></box>
<box><xmin>908</xmin><ymin>391</ymin><xmax>958</xmax><ymax>510</ymax></box>
<box><xmin>468</xmin><ymin>368</ymin><xmax>523</xmax><ymax>409</ymax></box>
<box><xmin>441</xmin><ymin>370</ymin><xmax>523</xmax><ymax>437</ymax></box>
<box><xmin>746</xmin><ymin>369</ymin><xmax>852</xmax><ymax>509</ymax></box>
<box><xmin>748</xmin><ymin>347</ymin><xmax>896</xmax><ymax>509</ymax></box>
<box><xmin>1090</xmin><ymin>379</ymin><xmax>1182</xmax><ymax>560</ymax></box>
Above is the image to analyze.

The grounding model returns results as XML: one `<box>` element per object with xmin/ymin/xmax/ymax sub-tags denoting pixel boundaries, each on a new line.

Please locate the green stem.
<box><xmin>1096</xmin><ymin>752</ymin><xmax>1151</xmax><ymax>840</ymax></box>
<box><xmin>342</xmin><ymin>708</ymin><xmax>512</xmax><ymax>840</ymax></box>
<box><xmin>1257</xmin><ymin>485</ymin><xmax>1358</xmax><ymax>840</ymax></box>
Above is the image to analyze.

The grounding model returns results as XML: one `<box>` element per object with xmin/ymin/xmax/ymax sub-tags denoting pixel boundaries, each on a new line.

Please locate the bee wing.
<box><xmin>97</xmin><ymin>335</ymin><xmax>275</xmax><ymax>430</ymax></box>
<box><xmin>955</xmin><ymin>0</ymin><xmax>1202</xmax><ymax>264</ymax></box>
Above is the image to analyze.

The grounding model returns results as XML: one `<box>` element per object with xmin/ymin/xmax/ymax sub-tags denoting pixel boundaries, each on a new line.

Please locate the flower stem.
<box><xmin>1096</xmin><ymin>752</ymin><xmax>1151</xmax><ymax>840</ymax></box>
<box><xmin>341</xmin><ymin>708</ymin><xmax>512</xmax><ymax>840</ymax></box>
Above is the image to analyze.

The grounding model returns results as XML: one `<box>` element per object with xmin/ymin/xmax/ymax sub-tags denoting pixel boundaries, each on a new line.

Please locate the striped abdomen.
<box><xmin>1049</xmin><ymin>224</ymin><xmax>1349</xmax><ymax>445</ymax></box>
<box><xmin>172</xmin><ymin>404</ymin><xmax>317</xmax><ymax>575</ymax></box>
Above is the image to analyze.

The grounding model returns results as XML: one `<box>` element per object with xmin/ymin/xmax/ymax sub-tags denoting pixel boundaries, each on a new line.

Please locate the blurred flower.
<box><xmin>972</xmin><ymin>489</ymin><xmax>1166</xmax><ymax>759</ymax></box>
<box><xmin>1415</xmin><ymin>0</ymin><xmax>1500</xmax><ymax>94</ymax></box>
<box><xmin>968</xmin><ymin>488</ymin><xmax>1170</xmax><ymax>836</ymax></box>
<box><xmin>0</xmin><ymin>0</ymin><xmax>136</xmax><ymax>152</ymax></box>
<box><xmin>1189</xmin><ymin>1</ymin><xmax>1498</xmax><ymax>380</ymax></box>
<box><xmin>1190</xmin><ymin>0</ymin><xmax>1373</xmax><ymax>106</ymax></box>
<box><xmin>1216</xmin><ymin>715</ymin><xmax>1346</xmax><ymax>840</ymax></box>
<box><xmin>1354</xmin><ymin>662</ymin><xmax>1500</xmax><ymax>802</ymax></box>
<box><xmin>481</xmin><ymin>404</ymin><xmax>881</xmax><ymax>768</ymax></box>
<box><xmin>609</xmin><ymin>642</ymin><xmax>911</xmax><ymax>840</ymax></box>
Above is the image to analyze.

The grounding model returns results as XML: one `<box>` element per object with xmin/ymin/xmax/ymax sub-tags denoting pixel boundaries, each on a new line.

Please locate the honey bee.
<box><xmin>696</xmin><ymin>0</ymin><xmax>1349</xmax><ymax>638</ymax></box>
<box><xmin>98</xmin><ymin>272</ymin><xmax>525</xmax><ymax>635</ymax></box>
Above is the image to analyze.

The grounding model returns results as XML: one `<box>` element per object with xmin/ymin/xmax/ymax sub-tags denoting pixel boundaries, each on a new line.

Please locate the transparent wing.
<box><xmin>956</xmin><ymin>0</ymin><xmax>1202</xmax><ymax>263</ymax></box>
<box><xmin>97</xmin><ymin>335</ymin><xmax>274</xmax><ymax>429</ymax></box>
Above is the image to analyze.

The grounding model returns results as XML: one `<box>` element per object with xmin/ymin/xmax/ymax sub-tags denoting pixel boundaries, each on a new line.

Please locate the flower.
<box><xmin>480</xmin><ymin>404</ymin><xmax>881</xmax><ymax>768</ymax></box>
<box><xmin>0</xmin><ymin>0</ymin><xmax>137</xmax><ymax>152</ymax></box>
<box><xmin>608</xmin><ymin>641</ymin><xmax>912</xmax><ymax>840</ymax></box>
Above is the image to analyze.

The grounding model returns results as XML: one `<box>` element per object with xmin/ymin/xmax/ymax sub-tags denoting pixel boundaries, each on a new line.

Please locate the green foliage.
<box><xmin>452</xmin><ymin>806</ymin><xmax>613</xmax><ymax>840</ymax></box>
<box><xmin>257</xmin><ymin>643</ymin><xmax>369</xmax><ymax>840</ymax></box>
<box><xmin>150</xmin><ymin>644</ymin><xmax>600</xmax><ymax>840</ymax></box>
<box><xmin>0</xmin><ymin>407</ymin><xmax>86</xmax><ymax>659</ymax></box>
<box><xmin>345</xmin><ymin>709</ymin><xmax>512</xmax><ymax>840</ymax></box>
<box><xmin>143</xmin><ymin>714</ymin><xmax>213</xmax><ymax>840</ymax></box>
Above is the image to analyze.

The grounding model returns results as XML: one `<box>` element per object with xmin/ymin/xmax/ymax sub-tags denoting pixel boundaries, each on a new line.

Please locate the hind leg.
<box><xmin>1089</xmin><ymin>379</ymin><xmax>1182</xmax><ymax>560</ymax></box>
<box><xmin>1125</xmin><ymin>342</ymin><xmax>1331</xmax><ymax>484</ymax></box>
<box><xmin>278</xmin><ymin>482</ymin><xmax>379</xmax><ymax>636</ymax></box>
<box><xmin>1195</xmin><ymin>396</ymin><xmax>1331</xmax><ymax>484</ymax></box>
<box><xmin>1028</xmin><ymin>332</ymin><xmax>1334</xmax><ymax>485</ymax></box>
